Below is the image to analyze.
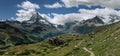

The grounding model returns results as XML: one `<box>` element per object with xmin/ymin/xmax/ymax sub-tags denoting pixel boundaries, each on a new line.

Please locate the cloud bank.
<box><xmin>16</xmin><ymin>1</ymin><xmax>40</xmax><ymax>22</ymax></box>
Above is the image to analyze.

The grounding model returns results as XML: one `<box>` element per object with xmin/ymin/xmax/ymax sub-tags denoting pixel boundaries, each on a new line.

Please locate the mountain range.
<box><xmin>0</xmin><ymin>15</ymin><xmax>120</xmax><ymax>56</ymax></box>
<box><xmin>0</xmin><ymin>12</ymin><xmax>120</xmax><ymax>56</ymax></box>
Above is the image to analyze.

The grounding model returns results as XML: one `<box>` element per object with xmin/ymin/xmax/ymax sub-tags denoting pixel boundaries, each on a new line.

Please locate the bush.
<box><xmin>48</xmin><ymin>38</ymin><xmax>65</xmax><ymax>46</ymax></box>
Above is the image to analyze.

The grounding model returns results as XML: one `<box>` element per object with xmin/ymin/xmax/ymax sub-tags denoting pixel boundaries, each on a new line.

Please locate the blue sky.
<box><xmin>0</xmin><ymin>0</ymin><xmax>103</xmax><ymax>20</ymax></box>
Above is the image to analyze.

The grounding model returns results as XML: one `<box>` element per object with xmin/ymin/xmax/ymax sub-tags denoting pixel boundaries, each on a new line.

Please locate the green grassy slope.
<box><xmin>0</xmin><ymin>21</ymin><xmax>120</xmax><ymax>56</ymax></box>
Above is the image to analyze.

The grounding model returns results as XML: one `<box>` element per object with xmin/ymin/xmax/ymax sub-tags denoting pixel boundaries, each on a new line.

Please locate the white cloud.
<box><xmin>16</xmin><ymin>1</ymin><xmax>40</xmax><ymax>22</ymax></box>
<box><xmin>44</xmin><ymin>2</ymin><xmax>63</xmax><ymax>8</ymax></box>
<box><xmin>48</xmin><ymin>13</ymin><xmax>82</xmax><ymax>25</ymax></box>
<box><xmin>79</xmin><ymin>8</ymin><xmax>120</xmax><ymax>16</ymax></box>
<box><xmin>46</xmin><ymin>8</ymin><xmax>120</xmax><ymax>25</ymax></box>
<box><xmin>17</xmin><ymin>1</ymin><xmax>40</xmax><ymax>10</ymax></box>
<box><xmin>61</xmin><ymin>0</ymin><xmax>120</xmax><ymax>9</ymax></box>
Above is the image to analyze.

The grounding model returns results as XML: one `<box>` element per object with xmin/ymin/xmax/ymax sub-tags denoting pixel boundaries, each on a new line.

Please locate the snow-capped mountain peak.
<box><xmin>23</xmin><ymin>12</ymin><xmax>50</xmax><ymax>24</ymax></box>
<box><xmin>97</xmin><ymin>14</ymin><xmax>120</xmax><ymax>24</ymax></box>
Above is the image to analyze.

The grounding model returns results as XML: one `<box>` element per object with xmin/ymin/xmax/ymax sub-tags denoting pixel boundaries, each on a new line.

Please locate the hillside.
<box><xmin>0</xmin><ymin>22</ymin><xmax>40</xmax><ymax>49</ymax></box>
<box><xmin>0</xmin><ymin>21</ymin><xmax>120</xmax><ymax>56</ymax></box>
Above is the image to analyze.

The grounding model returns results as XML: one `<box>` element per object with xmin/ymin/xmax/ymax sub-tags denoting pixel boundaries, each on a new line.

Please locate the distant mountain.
<box><xmin>21</xmin><ymin>12</ymin><xmax>57</xmax><ymax>32</ymax></box>
<box><xmin>5</xmin><ymin>13</ymin><xmax>120</xmax><ymax>35</ymax></box>
<box><xmin>56</xmin><ymin>15</ymin><xmax>120</xmax><ymax>34</ymax></box>
<box><xmin>82</xmin><ymin>16</ymin><xmax>104</xmax><ymax>25</ymax></box>
<box><xmin>108</xmin><ymin>14</ymin><xmax>120</xmax><ymax>23</ymax></box>
<box><xmin>22</xmin><ymin>12</ymin><xmax>51</xmax><ymax>25</ymax></box>
<box><xmin>71</xmin><ymin>16</ymin><xmax>104</xmax><ymax>34</ymax></box>
<box><xmin>56</xmin><ymin>16</ymin><xmax>104</xmax><ymax>34</ymax></box>
<box><xmin>98</xmin><ymin>14</ymin><xmax>120</xmax><ymax>24</ymax></box>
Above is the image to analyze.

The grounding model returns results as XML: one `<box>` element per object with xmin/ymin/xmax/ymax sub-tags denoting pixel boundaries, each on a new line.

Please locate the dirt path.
<box><xmin>83</xmin><ymin>47</ymin><xmax>95</xmax><ymax>56</ymax></box>
<box><xmin>74</xmin><ymin>40</ymin><xmax>83</xmax><ymax>48</ymax></box>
